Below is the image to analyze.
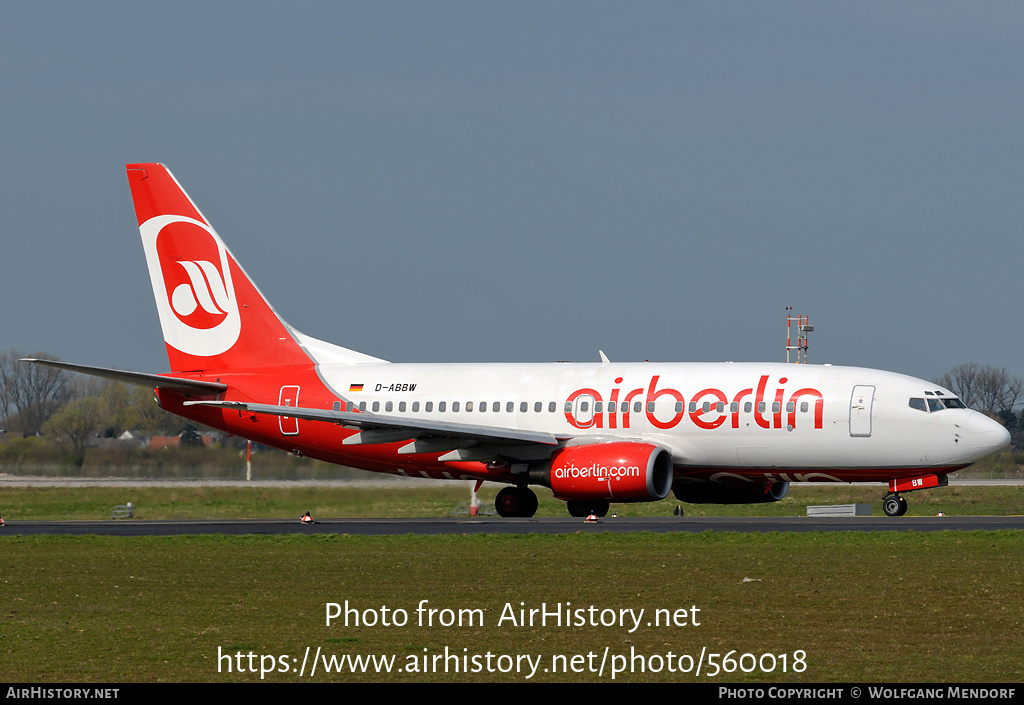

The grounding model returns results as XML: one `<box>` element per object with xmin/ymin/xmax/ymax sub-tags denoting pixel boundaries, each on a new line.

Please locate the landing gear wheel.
<box><xmin>566</xmin><ymin>500</ymin><xmax>610</xmax><ymax>518</ymax></box>
<box><xmin>522</xmin><ymin>488</ymin><xmax>539</xmax><ymax>517</ymax></box>
<box><xmin>883</xmin><ymin>495</ymin><xmax>908</xmax><ymax>517</ymax></box>
<box><xmin>495</xmin><ymin>487</ymin><xmax>538</xmax><ymax>518</ymax></box>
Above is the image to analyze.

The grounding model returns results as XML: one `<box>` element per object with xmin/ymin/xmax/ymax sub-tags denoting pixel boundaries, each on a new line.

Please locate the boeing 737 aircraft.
<box><xmin>28</xmin><ymin>164</ymin><xmax>1011</xmax><ymax>518</ymax></box>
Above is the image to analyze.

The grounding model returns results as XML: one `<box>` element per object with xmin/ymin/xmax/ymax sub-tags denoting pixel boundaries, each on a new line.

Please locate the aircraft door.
<box><xmin>849</xmin><ymin>385</ymin><xmax>875</xmax><ymax>437</ymax></box>
<box><xmin>279</xmin><ymin>385</ymin><xmax>300</xmax><ymax>436</ymax></box>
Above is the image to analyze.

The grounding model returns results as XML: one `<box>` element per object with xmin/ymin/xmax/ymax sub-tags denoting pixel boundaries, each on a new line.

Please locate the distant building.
<box><xmin>148</xmin><ymin>435</ymin><xmax>215</xmax><ymax>451</ymax></box>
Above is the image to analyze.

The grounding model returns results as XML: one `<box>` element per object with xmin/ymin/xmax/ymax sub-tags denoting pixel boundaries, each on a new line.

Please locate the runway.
<box><xmin>2</xmin><ymin>515</ymin><xmax>1023</xmax><ymax>536</ymax></box>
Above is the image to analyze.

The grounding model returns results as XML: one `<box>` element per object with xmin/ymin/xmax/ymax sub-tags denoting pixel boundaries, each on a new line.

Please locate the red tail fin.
<box><xmin>126</xmin><ymin>163</ymin><xmax>313</xmax><ymax>373</ymax></box>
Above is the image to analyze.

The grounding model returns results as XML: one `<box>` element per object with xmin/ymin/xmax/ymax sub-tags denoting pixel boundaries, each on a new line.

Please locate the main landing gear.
<box><xmin>566</xmin><ymin>500</ymin><xmax>609</xmax><ymax>518</ymax></box>
<box><xmin>882</xmin><ymin>493</ymin><xmax>908</xmax><ymax>517</ymax></box>
<box><xmin>494</xmin><ymin>486</ymin><xmax>539</xmax><ymax>518</ymax></box>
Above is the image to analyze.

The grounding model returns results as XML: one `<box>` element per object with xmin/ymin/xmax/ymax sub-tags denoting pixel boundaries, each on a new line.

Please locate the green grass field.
<box><xmin>2</xmin><ymin>485</ymin><xmax>1023</xmax><ymax>683</ymax></box>
<box><xmin>2</xmin><ymin>531</ymin><xmax>1022</xmax><ymax>683</ymax></box>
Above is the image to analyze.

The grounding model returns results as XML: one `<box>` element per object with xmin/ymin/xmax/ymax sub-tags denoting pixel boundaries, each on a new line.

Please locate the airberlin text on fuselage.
<box><xmin>565</xmin><ymin>375</ymin><xmax>824</xmax><ymax>431</ymax></box>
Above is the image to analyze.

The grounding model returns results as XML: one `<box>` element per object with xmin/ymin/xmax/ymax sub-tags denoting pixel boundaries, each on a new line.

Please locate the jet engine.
<box><xmin>673</xmin><ymin>479</ymin><xmax>790</xmax><ymax>504</ymax></box>
<box><xmin>540</xmin><ymin>442</ymin><xmax>674</xmax><ymax>502</ymax></box>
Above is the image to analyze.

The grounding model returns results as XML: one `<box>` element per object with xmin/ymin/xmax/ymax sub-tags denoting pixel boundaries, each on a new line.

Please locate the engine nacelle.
<box><xmin>546</xmin><ymin>442</ymin><xmax>673</xmax><ymax>502</ymax></box>
<box><xmin>673</xmin><ymin>479</ymin><xmax>790</xmax><ymax>505</ymax></box>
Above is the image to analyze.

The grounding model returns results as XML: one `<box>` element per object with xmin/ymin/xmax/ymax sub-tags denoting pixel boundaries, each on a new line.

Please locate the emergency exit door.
<box><xmin>279</xmin><ymin>385</ymin><xmax>300</xmax><ymax>436</ymax></box>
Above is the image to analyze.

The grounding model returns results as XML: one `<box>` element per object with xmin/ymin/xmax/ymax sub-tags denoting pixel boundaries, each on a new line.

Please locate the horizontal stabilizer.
<box><xmin>22</xmin><ymin>359</ymin><xmax>227</xmax><ymax>394</ymax></box>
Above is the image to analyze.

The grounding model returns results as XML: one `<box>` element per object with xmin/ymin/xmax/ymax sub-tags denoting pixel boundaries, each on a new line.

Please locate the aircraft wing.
<box><xmin>185</xmin><ymin>400</ymin><xmax>566</xmax><ymax>457</ymax></box>
<box><xmin>22</xmin><ymin>359</ymin><xmax>228</xmax><ymax>394</ymax></box>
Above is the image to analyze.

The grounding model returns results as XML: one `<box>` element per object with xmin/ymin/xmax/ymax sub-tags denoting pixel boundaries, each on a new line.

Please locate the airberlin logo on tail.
<box><xmin>139</xmin><ymin>215</ymin><xmax>241</xmax><ymax>357</ymax></box>
<box><xmin>169</xmin><ymin>260</ymin><xmax>231</xmax><ymax>328</ymax></box>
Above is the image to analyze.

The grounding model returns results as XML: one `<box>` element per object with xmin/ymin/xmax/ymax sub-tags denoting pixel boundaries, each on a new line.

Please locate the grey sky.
<box><xmin>2</xmin><ymin>2</ymin><xmax>1021</xmax><ymax>381</ymax></box>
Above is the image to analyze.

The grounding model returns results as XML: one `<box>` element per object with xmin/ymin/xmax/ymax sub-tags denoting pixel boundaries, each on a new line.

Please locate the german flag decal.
<box><xmin>349</xmin><ymin>383</ymin><xmax>363</xmax><ymax>392</ymax></box>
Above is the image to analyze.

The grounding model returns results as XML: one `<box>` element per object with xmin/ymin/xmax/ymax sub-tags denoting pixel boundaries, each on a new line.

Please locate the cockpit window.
<box><xmin>910</xmin><ymin>395</ymin><xmax>966</xmax><ymax>412</ymax></box>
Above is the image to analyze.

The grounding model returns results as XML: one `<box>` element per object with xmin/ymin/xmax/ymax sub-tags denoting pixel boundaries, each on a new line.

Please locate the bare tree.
<box><xmin>935</xmin><ymin>363</ymin><xmax>1024</xmax><ymax>415</ymax></box>
<box><xmin>0</xmin><ymin>351</ymin><xmax>74</xmax><ymax>435</ymax></box>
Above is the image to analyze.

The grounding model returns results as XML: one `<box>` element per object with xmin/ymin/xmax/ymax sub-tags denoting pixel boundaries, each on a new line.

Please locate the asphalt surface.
<box><xmin>2</xmin><ymin>515</ymin><xmax>1022</xmax><ymax>536</ymax></box>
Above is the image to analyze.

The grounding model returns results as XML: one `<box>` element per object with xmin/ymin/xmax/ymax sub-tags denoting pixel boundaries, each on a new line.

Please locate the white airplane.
<box><xmin>29</xmin><ymin>164</ymin><xmax>1011</xmax><ymax>518</ymax></box>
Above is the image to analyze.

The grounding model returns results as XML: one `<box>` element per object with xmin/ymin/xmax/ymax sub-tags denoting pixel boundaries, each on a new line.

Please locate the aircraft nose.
<box><xmin>967</xmin><ymin>413</ymin><xmax>1011</xmax><ymax>458</ymax></box>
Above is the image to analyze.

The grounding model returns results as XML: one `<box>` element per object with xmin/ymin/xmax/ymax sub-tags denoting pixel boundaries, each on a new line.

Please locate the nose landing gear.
<box><xmin>882</xmin><ymin>473</ymin><xmax>948</xmax><ymax>517</ymax></box>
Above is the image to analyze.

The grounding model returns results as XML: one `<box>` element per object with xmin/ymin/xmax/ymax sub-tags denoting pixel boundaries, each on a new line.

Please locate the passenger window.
<box><xmin>466</xmin><ymin>401</ymin><xmax>473</xmax><ymax>412</ymax></box>
<box><xmin>359</xmin><ymin>402</ymin><xmax>367</xmax><ymax>412</ymax></box>
<box><xmin>744</xmin><ymin>402</ymin><xmax>752</xmax><ymax>413</ymax></box>
<box><xmin>647</xmin><ymin>401</ymin><xmax>655</xmax><ymax>412</ymax></box>
<box><xmin>385</xmin><ymin>401</ymin><xmax>393</xmax><ymax>412</ymax></box>
<box><xmin>634</xmin><ymin>401</ymin><xmax>642</xmax><ymax>413</ymax></box>
<box><xmin>800</xmin><ymin>402</ymin><xmax>808</xmax><ymax>412</ymax></box>
<box><xmin>425</xmin><ymin>401</ymin><xmax>433</xmax><ymax>412</ymax></box>
<box><xmin>333</xmin><ymin>401</ymin><xmax>341</xmax><ymax>411</ymax></box>
<box><xmin>675</xmin><ymin>402</ymin><xmax>683</xmax><ymax>412</ymax></box>
<box><xmin>716</xmin><ymin>402</ymin><xmax>725</xmax><ymax>413</ymax></box>
<box><xmin>493</xmin><ymin>402</ymin><xmax>500</xmax><ymax>412</ymax></box>
<box><xmin>730</xmin><ymin>402</ymin><xmax>738</xmax><ymax>413</ymax></box>
<box><xmin>346</xmin><ymin>402</ymin><xmax>354</xmax><ymax>412</ymax></box>
<box><xmin>757</xmin><ymin>402</ymin><xmax>766</xmax><ymax>413</ymax></box>
<box><xmin>688</xmin><ymin>402</ymin><xmax>697</xmax><ymax>413</ymax></box>
<box><xmin>438</xmin><ymin>401</ymin><xmax>446</xmax><ymax>412</ymax></box>
<box><xmin>702</xmin><ymin>402</ymin><xmax>711</xmax><ymax>413</ymax></box>
<box><xmin>594</xmin><ymin>402</ymin><xmax>603</xmax><ymax>413</ymax></box>
<box><xmin>564</xmin><ymin>401</ymin><xmax>572</xmax><ymax>413</ymax></box>
<box><xmin>548</xmin><ymin>402</ymin><xmax>556</xmax><ymax>412</ymax></box>
<box><xmin>507</xmin><ymin>402</ymin><xmax>514</xmax><ymax>412</ymax></box>
<box><xmin>412</xmin><ymin>401</ymin><xmax>420</xmax><ymax>412</ymax></box>
<box><xmin>521</xmin><ymin>402</ymin><xmax>528</xmax><ymax>412</ymax></box>
<box><xmin>786</xmin><ymin>402</ymin><xmax>794</xmax><ymax>413</ymax></box>
<box><xmin>453</xmin><ymin>401</ymin><xmax>460</xmax><ymax>412</ymax></box>
<box><xmin>398</xmin><ymin>402</ymin><xmax>406</xmax><ymax>412</ymax></box>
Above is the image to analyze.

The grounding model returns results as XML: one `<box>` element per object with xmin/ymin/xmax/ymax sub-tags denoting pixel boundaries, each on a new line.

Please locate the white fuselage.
<box><xmin>309</xmin><ymin>360</ymin><xmax>1008</xmax><ymax>482</ymax></box>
